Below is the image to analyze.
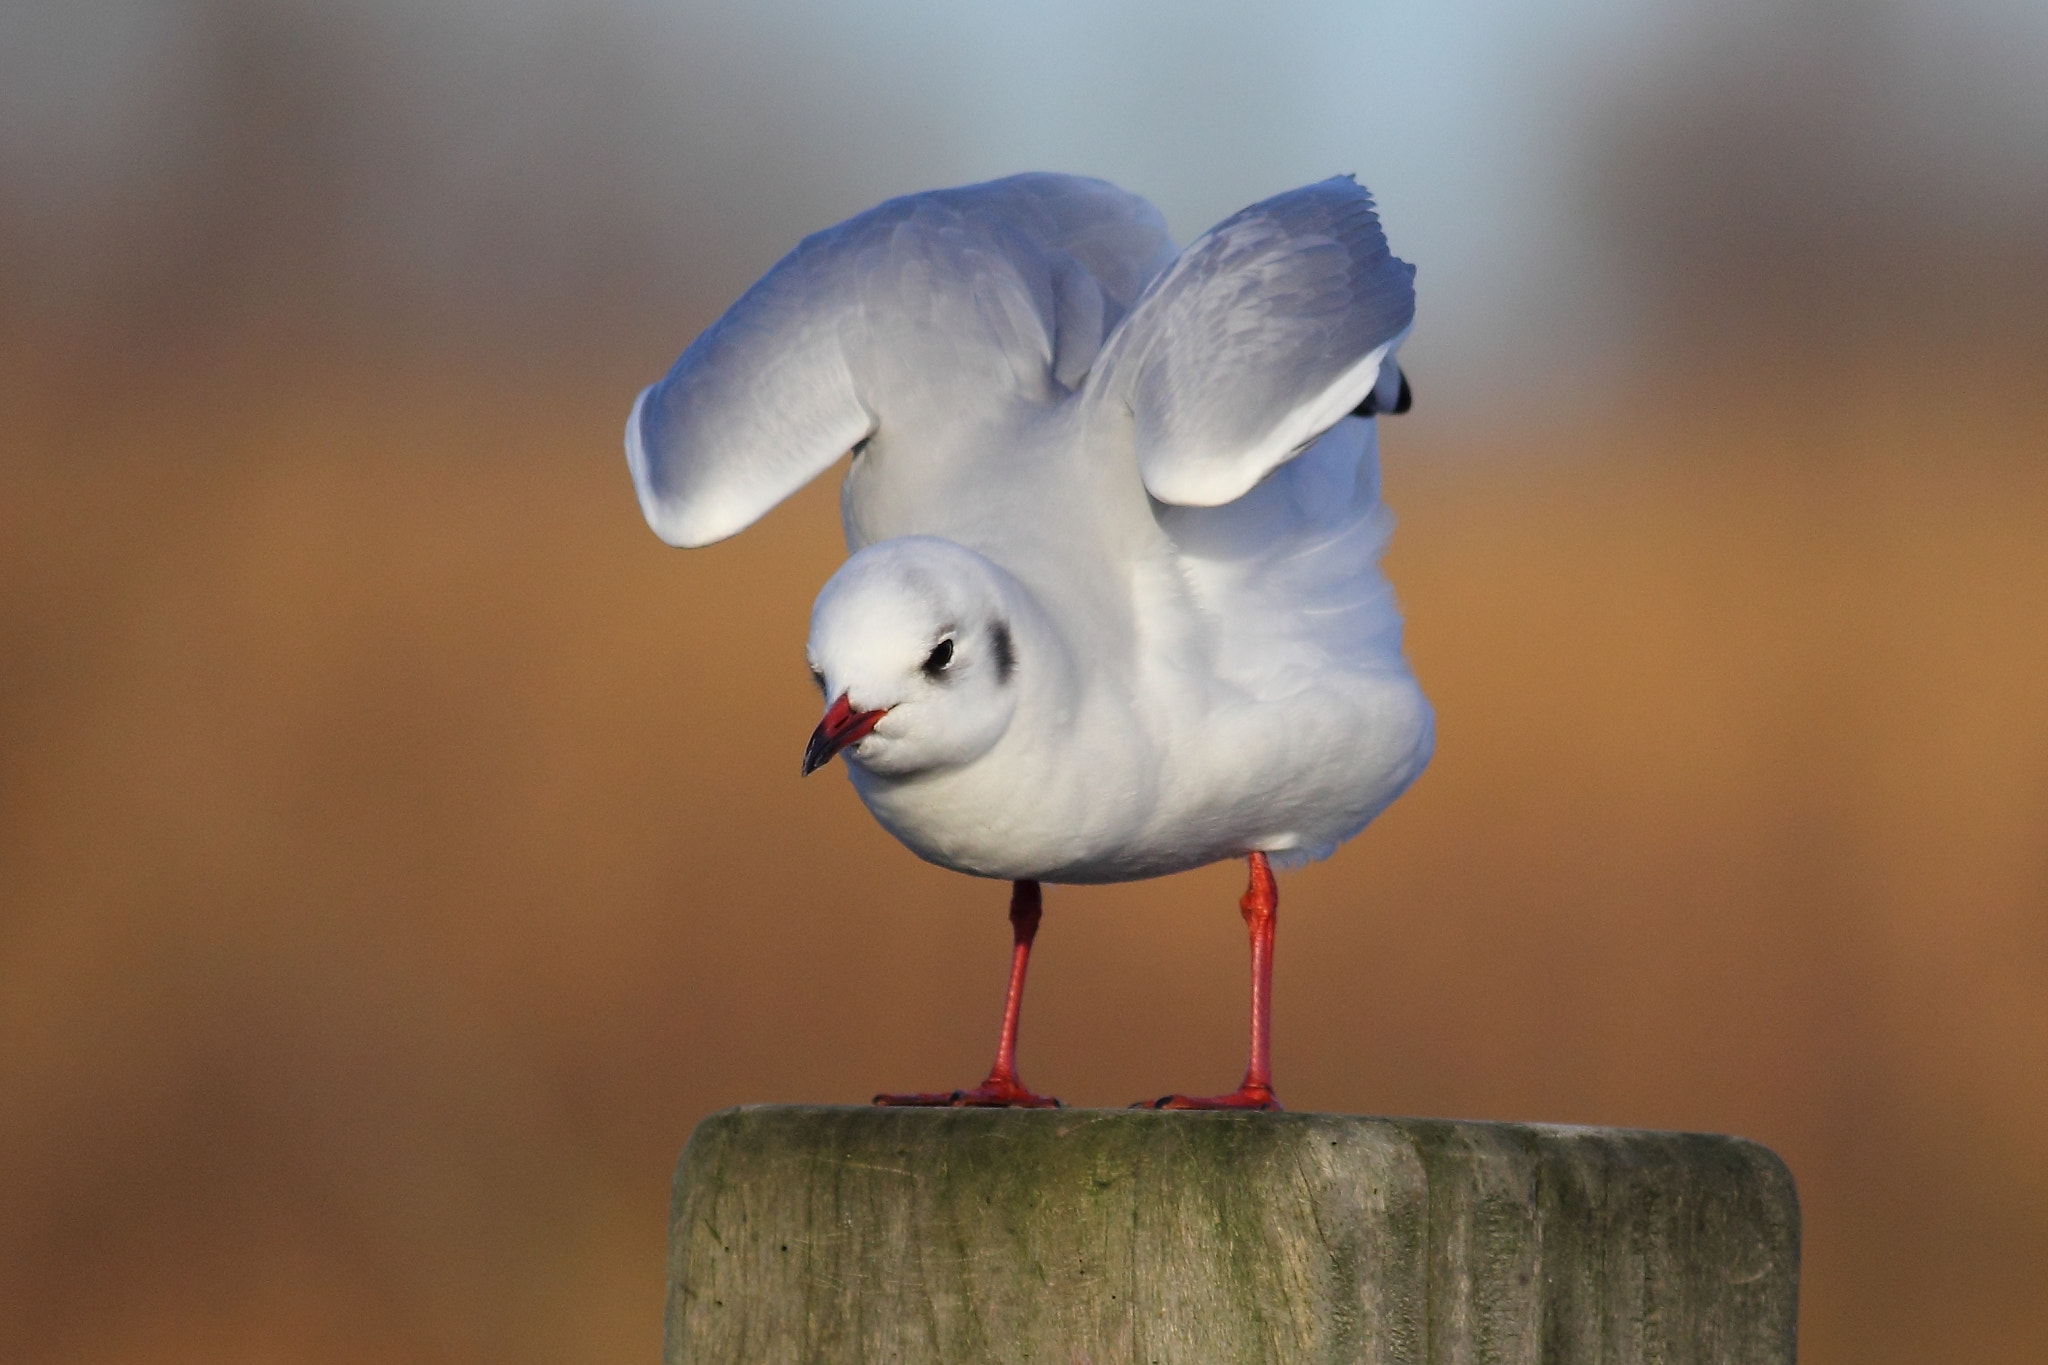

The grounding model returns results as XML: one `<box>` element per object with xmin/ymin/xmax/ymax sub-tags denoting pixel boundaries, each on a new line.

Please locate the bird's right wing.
<box><xmin>1090</xmin><ymin>177</ymin><xmax>1415</xmax><ymax>509</ymax></box>
<box><xmin>627</xmin><ymin>174</ymin><xmax>1177</xmax><ymax>548</ymax></box>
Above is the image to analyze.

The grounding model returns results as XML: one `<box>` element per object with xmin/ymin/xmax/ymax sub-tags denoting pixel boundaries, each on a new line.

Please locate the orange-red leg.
<box><xmin>875</xmin><ymin>880</ymin><xmax>1062</xmax><ymax>1108</ymax></box>
<box><xmin>1140</xmin><ymin>853</ymin><xmax>1282</xmax><ymax>1111</ymax></box>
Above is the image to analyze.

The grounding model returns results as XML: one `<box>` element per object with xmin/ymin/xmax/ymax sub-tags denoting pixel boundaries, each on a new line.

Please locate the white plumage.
<box><xmin>626</xmin><ymin>172</ymin><xmax>1432</xmax><ymax>886</ymax></box>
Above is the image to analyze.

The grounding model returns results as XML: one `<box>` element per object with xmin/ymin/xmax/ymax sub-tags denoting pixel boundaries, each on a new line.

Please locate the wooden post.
<box><xmin>667</xmin><ymin>1107</ymin><xmax>1798</xmax><ymax>1364</ymax></box>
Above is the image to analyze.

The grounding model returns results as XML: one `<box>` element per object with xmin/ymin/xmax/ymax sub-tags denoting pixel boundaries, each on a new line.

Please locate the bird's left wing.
<box><xmin>625</xmin><ymin>242</ymin><xmax>873</xmax><ymax>549</ymax></box>
<box><xmin>627</xmin><ymin>175</ymin><xmax>1177</xmax><ymax>548</ymax></box>
<box><xmin>1090</xmin><ymin>177</ymin><xmax>1415</xmax><ymax>508</ymax></box>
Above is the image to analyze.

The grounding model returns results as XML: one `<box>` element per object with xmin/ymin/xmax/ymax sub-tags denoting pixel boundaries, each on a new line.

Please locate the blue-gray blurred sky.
<box><xmin>3</xmin><ymin>0</ymin><xmax>2045</xmax><ymax>416</ymax></box>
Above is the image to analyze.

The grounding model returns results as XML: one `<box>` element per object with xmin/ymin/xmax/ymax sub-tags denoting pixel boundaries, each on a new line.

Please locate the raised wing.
<box><xmin>992</xmin><ymin>172</ymin><xmax>1181</xmax><ymax>377</ymax></box>
<box><xmin>1092</xmin><ymin>177</ymin><xmax>1415</xmax><ymax>508</ymax></box>
<box><xmin>627</xmin><ymin>174</ymin><xmax>1177</xmax><ymax>547</ymax></box>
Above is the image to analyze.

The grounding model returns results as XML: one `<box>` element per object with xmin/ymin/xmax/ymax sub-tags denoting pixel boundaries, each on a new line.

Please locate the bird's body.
<box><xmin>628</xmin><ymin>171</ymin><xmax>1432</xmax><ymax>1107</ymax></box>
<box><xmin>835</xmin><ymin>415</ymin><xmax>1430</xmax><ymax>886</ymax></box>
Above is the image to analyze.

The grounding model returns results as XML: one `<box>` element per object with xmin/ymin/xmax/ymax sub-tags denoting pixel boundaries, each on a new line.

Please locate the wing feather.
<box><xmin>627</xmin><ymin>174</ymin><xmax>1175</xmax><ymax>547</ymax></box>
<box><xmin>1093</xmin><ymin>177</ymin><xmax>1415</xmax><ymax>508</ymax></box>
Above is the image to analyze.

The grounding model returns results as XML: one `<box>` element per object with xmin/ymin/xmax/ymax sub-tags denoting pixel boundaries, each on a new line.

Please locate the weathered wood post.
<box><xmin>667</xmin><ymin>1107</ymin><xmax>1797</xmax><ymax>1364</ymax></box>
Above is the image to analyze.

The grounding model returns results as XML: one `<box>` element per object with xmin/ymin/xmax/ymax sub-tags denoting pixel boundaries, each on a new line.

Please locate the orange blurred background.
<box><xmin>3</xmin><ymin>3</ymin><xmax>2045</xmax><ymax>1361</ymax></box>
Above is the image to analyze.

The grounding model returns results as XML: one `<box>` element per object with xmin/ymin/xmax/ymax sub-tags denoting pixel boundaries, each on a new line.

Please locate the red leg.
<box><xmin>875</xmin><ymin>880</ymin><xmax>1062</xmax><ymax>1108</ymax></box>
<box><xmin>1140</xmin><ymin>853</ymin><xmax>1282</xmax><ymax>1111</ymax></box>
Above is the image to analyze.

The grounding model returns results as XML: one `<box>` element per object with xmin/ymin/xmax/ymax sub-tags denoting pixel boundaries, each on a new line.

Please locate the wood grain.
<box><xmin>667</xmin><ymin>1106</ymin><xmax>1797</xmax><ymax>1364</ymax></box>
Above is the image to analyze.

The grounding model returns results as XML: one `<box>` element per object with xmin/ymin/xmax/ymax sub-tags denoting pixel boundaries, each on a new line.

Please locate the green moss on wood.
<box><xmin>667</xmin><ymin>1107</ymin><xmax>1797</xmax><ymax>1365</ymax></box>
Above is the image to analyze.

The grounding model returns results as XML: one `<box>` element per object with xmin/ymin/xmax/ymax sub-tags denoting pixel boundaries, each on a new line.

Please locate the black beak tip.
<box><xmin>800</xmin><ymin>729</ymin><xmax>834</xmax><ymax>777</ymax></box>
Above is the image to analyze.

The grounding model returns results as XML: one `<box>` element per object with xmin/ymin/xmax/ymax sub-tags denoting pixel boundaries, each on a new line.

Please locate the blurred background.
<box><xmin>3</xmin><ymin>0</ymin><xmax>2045</xmax><ymax>1359</ymax></box>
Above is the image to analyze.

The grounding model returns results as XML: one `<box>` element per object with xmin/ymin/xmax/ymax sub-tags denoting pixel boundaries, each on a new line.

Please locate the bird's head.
<box><xmin>802</xmin><ymin>537</ymin><xmax>1025</xmax><ymax>779</ymax></box>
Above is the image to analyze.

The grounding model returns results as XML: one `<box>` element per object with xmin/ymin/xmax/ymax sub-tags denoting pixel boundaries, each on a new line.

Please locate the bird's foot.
<box><xmin>874</xmin><ymin>1076</ymin><xmax>1062</xmax><ymax>1108</ymax></box>
<box><xmin>1135</xmin><ymin>1081</ymin><xmax>1281</xmax><ymax>1111</ymax></box>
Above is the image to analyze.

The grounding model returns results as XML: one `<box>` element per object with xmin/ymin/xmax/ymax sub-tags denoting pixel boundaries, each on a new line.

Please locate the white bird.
<box><xmin>627</xmin><ymin>173</ymin><xmax>1432</xmax><ymax>1109</ymax></box>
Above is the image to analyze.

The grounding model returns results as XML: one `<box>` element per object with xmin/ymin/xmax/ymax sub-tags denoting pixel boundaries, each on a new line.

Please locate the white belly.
<box><xmin>846</xmin><ymin>664</ymin><xmax>1433</xmax><ymax>884</ymax></box>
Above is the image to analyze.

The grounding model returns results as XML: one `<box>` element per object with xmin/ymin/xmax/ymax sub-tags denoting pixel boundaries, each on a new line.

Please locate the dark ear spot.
<box><xmin>990</xmin><ymin>620</ymin><xmax>1015</xmax><ymax>684</ymax></box>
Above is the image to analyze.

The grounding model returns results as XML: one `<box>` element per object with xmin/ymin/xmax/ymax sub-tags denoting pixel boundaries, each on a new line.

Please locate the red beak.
<box><xmin>802</xmin><ymin>693</ymin><xmax>888</xmax><ymax>775</ymax></box>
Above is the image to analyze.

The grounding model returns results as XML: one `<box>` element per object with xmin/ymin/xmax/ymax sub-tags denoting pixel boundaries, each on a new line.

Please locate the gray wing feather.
<box><xmin>627</xmin><ymin>174</ymin><xmax>1176</xmax><ymax>547</ymax></box>
<box><xmin>627</xmin><ymin>246</ymin><xmax>871</xmax><ymax>548</ymax></box>
<box><xmin>1093</xmin><ymin>177</ymin><xmax>1415</xmax><ymax>508</ymax></box>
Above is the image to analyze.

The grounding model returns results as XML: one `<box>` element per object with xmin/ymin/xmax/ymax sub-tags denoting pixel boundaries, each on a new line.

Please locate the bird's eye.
<box><xmin>921</xmin><ymin>638</ymin><xmax>954</xmax><ymax>677</ymax></box>
<box><xmin>809</xmin><ymin>665</ymin><xmax>826</xmax><ymax>694</ymax></box>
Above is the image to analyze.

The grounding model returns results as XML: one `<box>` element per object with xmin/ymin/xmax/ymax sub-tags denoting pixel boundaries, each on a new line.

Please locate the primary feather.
<box><xmin>628</xmin><ymin>173</ymin><xmax>1178</xmax><ymax>547</ymax></box>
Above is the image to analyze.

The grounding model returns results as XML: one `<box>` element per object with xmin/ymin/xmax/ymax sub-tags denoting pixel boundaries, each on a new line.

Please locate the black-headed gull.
<box><xmin>627</xmin><ymin>173</ymin><xmax>1431</xmax><ymax>1110</ymax></box>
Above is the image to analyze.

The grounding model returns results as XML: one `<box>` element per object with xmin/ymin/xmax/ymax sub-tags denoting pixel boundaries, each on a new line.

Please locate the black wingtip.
<box><xmin>1352</xmin><ymin>369</ymin><xmax>1414</xmax><ymax>418</ymax></box>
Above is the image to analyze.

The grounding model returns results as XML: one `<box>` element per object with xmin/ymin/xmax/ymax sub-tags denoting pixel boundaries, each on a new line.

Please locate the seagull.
<box><xmin>626</xmin><ymin>173</ymin><xmax>1432</xmax><ymax>1110</ymax></box>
